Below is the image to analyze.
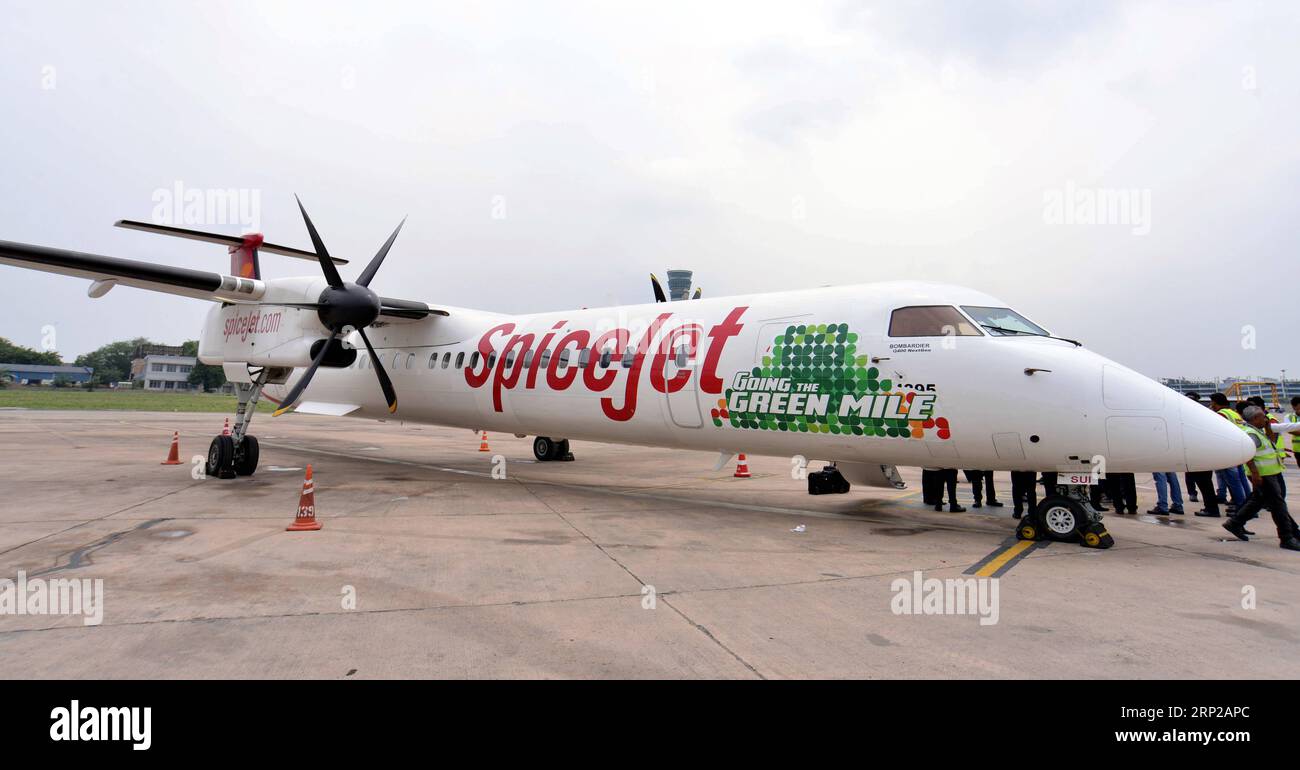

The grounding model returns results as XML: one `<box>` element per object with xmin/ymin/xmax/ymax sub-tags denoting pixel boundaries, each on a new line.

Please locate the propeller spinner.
<box><xmin>273</xmin><ymin>196</ymin><xmax>406</xmax><ymax>417</ymax></box>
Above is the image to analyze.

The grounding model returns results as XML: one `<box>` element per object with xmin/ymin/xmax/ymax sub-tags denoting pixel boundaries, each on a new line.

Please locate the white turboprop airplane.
<box><xmin>0</xmin><ymin>200</ymin><xmax>1255</xmax><ymax>549</ymax></box>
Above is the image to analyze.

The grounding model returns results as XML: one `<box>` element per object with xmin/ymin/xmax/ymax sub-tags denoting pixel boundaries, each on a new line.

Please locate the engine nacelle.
<box><xmin>198</xmin><ymin>276</ymin><xmax>333</xmax><ymax>368</ymax></box>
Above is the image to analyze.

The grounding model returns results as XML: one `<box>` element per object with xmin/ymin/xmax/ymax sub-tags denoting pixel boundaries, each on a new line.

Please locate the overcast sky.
<box><xmin>1</xmin><ymin>0</ymin><xmax>1296</xmax><ymax>380</ymax></box>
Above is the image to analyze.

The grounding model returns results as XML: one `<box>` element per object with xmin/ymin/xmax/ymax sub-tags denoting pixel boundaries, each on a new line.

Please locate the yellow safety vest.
<box><xmin>1243</xmin><ymin>424</ymin><xmax>1283</xmax><ymax>476</ymax></box>
<box><xmin>1221</xmin><ymin>408</ymin><xmax>1245</xmax><ymax>426</ymax></box>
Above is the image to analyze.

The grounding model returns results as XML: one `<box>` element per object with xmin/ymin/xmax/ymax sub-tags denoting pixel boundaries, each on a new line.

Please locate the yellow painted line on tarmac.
<box><xmin>964</xmin><ymin>538</ymin><xmax>1045</xmax><ymax>578</ymax></box>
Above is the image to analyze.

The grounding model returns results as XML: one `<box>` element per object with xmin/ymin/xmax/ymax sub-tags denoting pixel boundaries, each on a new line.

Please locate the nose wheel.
<box><xmin>1016</xmin><ymin>483</ymin><xmax>1113</xmax><ymax>549</ymax></box>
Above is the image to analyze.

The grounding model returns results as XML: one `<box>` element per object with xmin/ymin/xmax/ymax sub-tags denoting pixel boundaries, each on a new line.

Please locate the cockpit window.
<box><xmin>961</xmin><ymin>306</ymin><xmax>1049</xmax><ymax>337</ymax></box>
<box><xmin>888</xmin><ymin>306</ymin><xmax>982</xmax><ymax>337</ymax></box>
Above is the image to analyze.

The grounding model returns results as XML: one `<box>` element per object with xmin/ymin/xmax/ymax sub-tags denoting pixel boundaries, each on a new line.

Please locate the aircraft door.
<box><xmin>665</xmin><ymin>342</ymin><xmax>703</xmax><ymax>428</ymax></box>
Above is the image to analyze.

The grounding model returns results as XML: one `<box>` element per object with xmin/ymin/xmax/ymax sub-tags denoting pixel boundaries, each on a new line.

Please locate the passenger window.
<box><xmin>456</xmin><ymin>352</ymin><xmax>465</xmax><ymax>369</ymax></box>
<box><xmin>888</xmin><ymin>306</ymin><xmax>982</xmax><ymax>337</ymax></box>
<box><xmin>406</xmin><ymin>353</ymin><xmax>415</xmax><ymax>369</ymax></box>
<box><xmin>558</xmin><ymin>350</ymin><xmax>570</xmax><ymax>368</ymax></box>
<box><xmin>469</xmin><ymin>352</ymin><xmax>479</xmax><ymax>369</ymax></box>
<box><xmin>578</xmin><ymin>349</ymin><xmax>591</xmax><ymax>368</ymax></box>
<box><xmin>428</xmin><ymin>353</ymin><xmax>437</xmax><ymax>369</ymax></box>
<box><xmin>621</xmin><ymin>346</ymin><xmax>635</xmax><ymax>368</ymax></box>
<box><xmin>599</xmin><ymin>349</ymin><xmax>612</xmax><ymax>368</ymax></box>
<box><xmin>675</xmin><ymin>345</ymin><xmax>690</xmax><ymax>368</ymax></box>
<box><xmin>539</xmin><ymin>349</ymin><xmax>551</xmax><ymax>368</ymax></box>
<box><xmin>488</xmin><ymin>352</ymin><xmax>497</xmax><ymax>369</ymax></box>
<box><xmin>523</xmin><ymin>351</ymin><xmax>533</xmax><ymax>368</ymax></box>
<box><xmin>442</xmin><ymin>352</ymin><xmax>450</xmax><ymax>369</ymax></box>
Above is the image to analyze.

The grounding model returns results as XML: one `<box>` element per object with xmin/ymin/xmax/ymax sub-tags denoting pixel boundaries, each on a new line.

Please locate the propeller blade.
<box><xmin>692</xmin><ymin>287</ymin><xmax>702</xmax><ymax>300</ymax></box>
<box><xmin>272</xmin><ymin>336</ymin><xmax>335</xmax><ymax>416</ymax></box>
<box><xmin>650</xmin><ymin>273</ymin><xmax>667</xmax><ymax>303</ymax></box>
<box><xmin>358</xmin><ymin>328</ymin><xmax>398</xmax><ymax>414</ymax></box>
<box><xmin>294</xmin><ymin>195</ymin><xmax>344</xmax><ymax>288</ymax></box>
<box><xmin>356</xmin><ymin>217</ymin><xmax>406</xmax><ymax>288</ymax></box>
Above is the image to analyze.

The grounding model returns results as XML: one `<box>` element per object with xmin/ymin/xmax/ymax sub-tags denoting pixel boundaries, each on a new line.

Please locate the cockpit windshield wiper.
<box><xmin>979</xmin><ymin>324</ymin><xmax>1081</xmax><ymax>347</ymax></box>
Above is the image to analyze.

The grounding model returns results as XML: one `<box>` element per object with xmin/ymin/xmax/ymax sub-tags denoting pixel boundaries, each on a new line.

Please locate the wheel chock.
<box><xmin>1079</xmin><ymin>522</ymin><xmax>1114</xmax><ymax>549</ymax></box>
<box><xmin>1015</xmin><ymin>518</ymin><xmax>1044</xmax><ymax>541</ymax></box>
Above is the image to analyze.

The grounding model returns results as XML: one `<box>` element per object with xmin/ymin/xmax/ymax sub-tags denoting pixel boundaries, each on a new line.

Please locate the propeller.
<box><xmin>273</xmin><ymin>196</ymin><xmax>407</xmax><ymax>417</ymax></box>
<box><xmin>650</xmin><ymin>273</ymin><xmax>667</xmax><ymax>303</ymax></box>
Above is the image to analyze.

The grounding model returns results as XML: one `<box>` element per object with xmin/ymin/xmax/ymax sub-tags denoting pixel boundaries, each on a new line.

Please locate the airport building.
<box><xmin>0</xmin><ymin>362</ymin><xmax>94</xmax><ymax>385</ymax></box>
<box><xmin>665</xmin><ymin>269</ymin><xmax>694</xmax><ymax>301</ymax></box>
<box><xmin>1161</xmin><ymin>376</ymin><xmax>1298</xmax><ymax>405</ymax></box>
<box><xmin>130</xmin><ymin>344</ymin><xmax>197</xmax><ymax>391</ymax></box>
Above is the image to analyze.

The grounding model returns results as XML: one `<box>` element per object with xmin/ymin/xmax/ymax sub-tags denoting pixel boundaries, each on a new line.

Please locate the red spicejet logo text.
<box><xmin>223</xmin><ymin>309</ymin><xmax>282</xmax><ymax>343</ymax></box>
<box><xmin>465</xmin><ymin>306</ymin><xmax>748</xmax><ymax>421</ymax></box>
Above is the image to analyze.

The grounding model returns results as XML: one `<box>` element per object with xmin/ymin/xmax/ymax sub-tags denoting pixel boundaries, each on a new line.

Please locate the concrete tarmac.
<box><xmin>0</xmin><ymin>410</ymin><xmax>1296</xmax><ymax>678</ymax></box>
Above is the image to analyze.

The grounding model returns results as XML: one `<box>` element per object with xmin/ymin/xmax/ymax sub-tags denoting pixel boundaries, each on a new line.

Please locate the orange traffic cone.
<box><xmin>478</xmin><ymin>431</ymin><xmax>491</xmax><ymax>452</ymax></box>
<box><xmin>286</xmin><ymin>465</ymin><xmax>322</xmax><ymax>531</ymax></box>
<box><xmin>734</xmin><ymin>453</ymin><xmax>752</xmax><ymax>478</ymax></box>
<box><xmin>222</xmin><ymin>417</ymin><xmax>231</xmax><ymax>436</ymax></box>
<box><xmin>160</xmin><ymin>431</ymin><xmax>182</xmax><ymax>465</ymax></box>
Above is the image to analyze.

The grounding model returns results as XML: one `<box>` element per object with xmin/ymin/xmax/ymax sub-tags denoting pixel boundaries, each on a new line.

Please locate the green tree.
<box><xmin>182</xmin><ymin>340</ymin><xmax>226</xmax><ymax>393</ymax></box>
<box><xmin>0</xmin><ymin>337</ymin><xmax>62</xmax><ymax>366</ymax></box>
<box><xmin>74</xmin><ymin>338</ymin><xmax>151</xmax><ymax>386</ymax></box>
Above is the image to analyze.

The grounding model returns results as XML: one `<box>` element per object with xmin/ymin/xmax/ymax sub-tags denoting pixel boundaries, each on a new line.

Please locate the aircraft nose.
<box><xmin>1180</xmin><ymin>398</ymin><xmax>1256</xmax><ymax>471</ymax></box>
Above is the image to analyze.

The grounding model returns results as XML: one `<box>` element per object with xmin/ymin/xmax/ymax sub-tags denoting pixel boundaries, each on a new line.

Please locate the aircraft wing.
<box><xmin>0</xmin><ymin>239</ymin><xmax>261</xmax><ymax>302</ymax></box>
<box><xmin>0</xmin><ymin>239</ymin><xmax>447</xmax><ymax>318</ymax></box>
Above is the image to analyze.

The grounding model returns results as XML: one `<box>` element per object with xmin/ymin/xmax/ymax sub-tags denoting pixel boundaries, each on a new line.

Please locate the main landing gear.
<box><xmin>808</xmin><ymin>464</ymin><xmax>851</xmax><ymax>495</ymax></box>
<box><xmin>206</xmin><ymin>368</ymin><xmax>272</xmax><ymax>479</ymax></box>
<box><xmin>532</xmin><ymin>436</ymin><xmax>575</xmax><ymax>462</ymax></box>
<box><xmin>1015</xmin><ymin>481</ymin><xmax>1113</xmax><ymax>549</ymax></box>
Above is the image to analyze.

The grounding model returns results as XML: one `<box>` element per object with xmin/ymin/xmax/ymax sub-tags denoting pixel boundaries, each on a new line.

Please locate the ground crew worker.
<box><xmin>962</xmin><ymin>469</ymin><xmax>1002</xmax><ymax>509</ymax></box>
<box><xmin>1184</xmin><ymin>392</ymin><xmax>1202</xmax><ymax>502</ymax></box>
<box><xmin>921</xmin><ymin>468</ymin><xmax>941</xmax><ymax>506</ymax></box>
<box><xmin>1210</xmin><ymin>392</ymin><xmax>1244</xmax><ymax>425</ymax></box>
<box><xmin>1108</xmin><ymin>472</ymin><xmax>1138</xmax><ymax>514</ymax></box>
<box><xmin>1252</xmin><ymin>396</ymin><xmax>1291</xmax><ymax>496</ymax></box>
<box><xmin>1209</xmin><ymin>392</ymin><xmax>1251</xmax><ymax>508</ymax></box>
<box><xmin>1010</xmin><ymin>471</ymin><xmax>1037</xmax><ymax>520</ymax></box>
<box><xmin>1223</xmin><ymin>406</ymin><xmax>1300</xmax><ymax>551</ymax></box>
<box><xmin>1290</xmin><ymin>396</ymin><xmax>1300</xmax><ymax>469</ymax></box>
<box><xmin>936</xmin><ymin>468</ymin><xmax>964</xmax><ymax>513</ymax></box>
<box><xmin>1186</xmin><ymin>386</ymin><xmax>1221</xmax><ymax>516</ymax></box>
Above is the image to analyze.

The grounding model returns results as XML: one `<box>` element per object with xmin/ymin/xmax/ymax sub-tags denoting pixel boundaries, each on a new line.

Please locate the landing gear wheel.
<box><xmin>555</xmin><ymin>439</ymin><xmax>574</xmax><ymax>461</ymax></box>
<box><xmin>1036</xmin><ymin>495</ymin><xmax>1088</xmax><ymax>542</ymax></box>
<box><xmin>533</xmin><ymin>436</ymin><xmax>557</xmax><ymax>462</ymax></box>
<box><xmin>233</xmin><ymin>435</ymin><xmax>259</xmax><ymax>476</ymax></box>
<box><xmin>206</xmin><ymin>435</ymin><xmax>235</xmax><ymax>479</ymax></box>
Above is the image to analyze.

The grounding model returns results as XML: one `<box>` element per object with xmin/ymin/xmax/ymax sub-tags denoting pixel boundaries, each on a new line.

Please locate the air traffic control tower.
<box><xmin>666</xmin><ymin>269</ymin><xmax>694</xmax><ymax>301</ymax></box>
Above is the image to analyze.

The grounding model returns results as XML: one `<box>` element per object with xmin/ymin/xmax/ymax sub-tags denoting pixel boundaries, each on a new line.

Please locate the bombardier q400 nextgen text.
<box><xmin>0</xmin><ymin>200</ymin><xmax>1255</xmax><ymax>549</ymax></box>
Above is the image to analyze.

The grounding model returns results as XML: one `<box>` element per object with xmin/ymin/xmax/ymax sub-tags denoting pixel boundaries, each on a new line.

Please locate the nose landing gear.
<box><xmin>1016</xmin><ymin>482</ymin><xmax>1113</xmax><ymax>549</ymax></box>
